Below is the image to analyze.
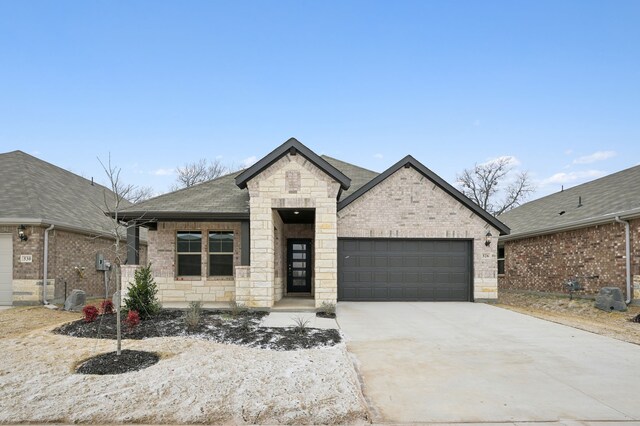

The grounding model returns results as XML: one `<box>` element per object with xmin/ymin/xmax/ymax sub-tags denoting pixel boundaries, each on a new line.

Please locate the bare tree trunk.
<box><xmin>115</xmin><ymin>263</ymin><xmax>121</xmax><ymax>355</ymax></box>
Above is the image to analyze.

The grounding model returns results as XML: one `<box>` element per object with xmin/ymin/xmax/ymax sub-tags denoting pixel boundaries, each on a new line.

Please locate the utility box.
<box><xmin>96</xmin><ymin>253</ymin><xmax>109</xmax><ymax>271</ymax></box>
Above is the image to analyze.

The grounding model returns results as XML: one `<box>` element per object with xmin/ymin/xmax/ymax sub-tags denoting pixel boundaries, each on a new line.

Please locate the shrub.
<box><xmin>82</xmin><ymin>305</ymin><xmax>99</xmax><ymax>323</ymax></box>
<box><xmin>185</xmin><ymin>301</ymin><xmax>203</xmax><ymax>331</ymax></box>
<box><xmin>123</xmin><ymin>263</ymin><xmax>160</xmax><ymax>319</ymax></box>
<box><xmin>229</xmin><ymin>301</ymin><xmax>247</xmax><ymax>317</ymax></box>
<box><xmin>125</xmin><ymin>310</ymin><xmax>140</xmax><ymax>329</ymax></box>
<box><xmin>319</xmin><ymin>301</ymin><xmax>336</xmax><ymax>315</ymax></box>
<box><xmin>100</xmin><ymin>299</ymin><xmax>115</xmax><ymax>315</ymax></box>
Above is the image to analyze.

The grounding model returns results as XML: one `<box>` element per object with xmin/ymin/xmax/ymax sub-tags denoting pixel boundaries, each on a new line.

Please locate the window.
<box><xmin>497</xmin><ymin>246</ymin><xmax>505</xmax><ymax>275</ymax></box>
<box><xmin>209</xmin><ymin>231</ymin><xmax>234</xmax><ymax>276</ymax></box>
<box><xmin>177</xmin><ymin>231</ymin><xmax>202</xmax><ymax>276</ymax></box>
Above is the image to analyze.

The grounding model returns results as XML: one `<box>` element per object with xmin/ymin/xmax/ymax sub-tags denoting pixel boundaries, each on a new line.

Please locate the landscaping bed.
<box><xmin>497</xmin><ymin>291</ymin><xmax>640</xmax><ymax>345</ymax></box>
<box><xmin>55</xmin><ymin>309</ymin><xmax>342</xmax><ymax>351</ymax></box>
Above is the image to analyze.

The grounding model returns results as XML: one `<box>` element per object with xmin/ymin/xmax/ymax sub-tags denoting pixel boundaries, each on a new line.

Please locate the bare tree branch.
<box><xmin>127</xmin><ymin>185</ymin><xmax>155</xmax><ymax>203</ymax></box>
<box><xmin>457</xmin><ymin>158</ymin><xmax>535</xmax><ymax>216</ymax></box>
<box><xmin>172</xmin><ymin>158</ymin><xmax>229</xmax><ymax>190</ymax></box>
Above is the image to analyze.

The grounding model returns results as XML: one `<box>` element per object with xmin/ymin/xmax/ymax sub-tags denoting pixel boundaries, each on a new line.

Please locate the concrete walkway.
<box><xmin>338</xmin><ymin>302</ymin><xmax>640</xmax><ymax>424</ymax></box>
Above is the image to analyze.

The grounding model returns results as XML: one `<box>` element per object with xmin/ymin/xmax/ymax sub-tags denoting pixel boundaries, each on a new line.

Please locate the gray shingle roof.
<box><xmin>120</xmin><ymin>155</ymin><xmax>380</xmax><ymax>220</ymax></box>
<box><xmin>498</xmin><ymin>164</ymin><xmax>640</xmax><ymax>239</ymax></box>
<box><xmin>0</xmin><ymin>150</ymin><xmax>135</xmax><ymax>236</ymax></box>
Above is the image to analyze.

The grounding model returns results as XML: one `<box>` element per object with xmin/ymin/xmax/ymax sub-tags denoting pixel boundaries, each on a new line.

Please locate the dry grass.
<box><xmin>0</xmin><ymin>306</ymin><xmax>80</xmax><ymax>339</ymax></box>
<box><xmin>497</xmin><ymin>291</ymin><xmax>640</xmax><ymax>345</ymax></box>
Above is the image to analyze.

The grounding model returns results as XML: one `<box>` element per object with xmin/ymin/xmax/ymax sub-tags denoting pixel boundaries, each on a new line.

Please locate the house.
<box><xmin>119</xmin><ymin>138</ymin><xmax>508</xmax><ymax>308</ymax></box>
<box><xmin>0</xmin><ymin>150</ymin><xmax>147</xmax><ymax>306</ymax></box>
<box><xmin>498</xmin><ymin>165</ymin><xmax>640</xmax><ymax>303</ymax></box>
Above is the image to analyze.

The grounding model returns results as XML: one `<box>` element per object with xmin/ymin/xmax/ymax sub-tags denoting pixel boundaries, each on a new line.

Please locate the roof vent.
<box><xmin>577</xmin><ymin>196</ymin><xmax>583</xmax><ymax>207</ymax></box>
<box><xmin>559</xmin><ymin>210</ymin><xmax>566</xmax><ymax>215</ymax></box>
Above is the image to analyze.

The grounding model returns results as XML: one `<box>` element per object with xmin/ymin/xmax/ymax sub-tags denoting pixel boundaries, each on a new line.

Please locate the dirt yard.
<box><xmin>0</xmin><ymin>307</ymin><xmax>369</xmax><ymax>424</ymax></box>
<box><xmin>497</xmin><ymin>291</ymin><xmax>640</xmax><ymax>345</ymax></box>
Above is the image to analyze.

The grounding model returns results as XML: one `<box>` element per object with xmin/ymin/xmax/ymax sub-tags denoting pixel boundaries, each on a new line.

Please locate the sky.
<box><xmin>1</xmin><ymin>1</ymin><xmax>639</xmax><ymax>201</ymax></box>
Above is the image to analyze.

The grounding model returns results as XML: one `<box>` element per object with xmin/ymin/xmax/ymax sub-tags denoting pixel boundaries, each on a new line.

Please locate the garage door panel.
<box><xmin>338</xmin><ymin>238</ymin><xmax>471</xmax><ymax>302</ymax></box>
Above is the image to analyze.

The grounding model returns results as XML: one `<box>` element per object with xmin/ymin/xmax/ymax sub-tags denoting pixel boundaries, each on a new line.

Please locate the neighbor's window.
<box><xmin>177</xmin><ymin>231</ymin><xmax>202</xmax><ymax>276</ymax></box>
<box><xmin>209</xmin><ymin>231</ymin><xmax>234</xmax><ymax>276</ymax></box>
<box><xmin>497</xmin><ymin>246</ymin><xmax>505</xmax><ymax>275</ymax></box>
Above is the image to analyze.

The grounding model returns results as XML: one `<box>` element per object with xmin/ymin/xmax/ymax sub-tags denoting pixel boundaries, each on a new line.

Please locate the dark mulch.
<box><xmin>631</xmin><ymin>314</ymin><xmax>640</xmax><ymax>323</ymax></box>
<box><xmin>76</xmin><ymin>350</ymin><xmax>160</xmax><ymax>375</ymax></box>
<box><xmin>316</xmin><ymin>311</ymin><xmax>336</xmax><ymax>319</ymax></box>
<box><xmin>55</xmin><ymin>309</ymin><xmax>341</xmax><ymax>351</ymax></box>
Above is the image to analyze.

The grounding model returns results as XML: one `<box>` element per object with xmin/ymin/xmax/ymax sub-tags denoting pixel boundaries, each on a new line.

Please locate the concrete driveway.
<box><xmin>338</xmin><ymin>302</ymin><xmax>640</xmax><ymax>424</ymax></box>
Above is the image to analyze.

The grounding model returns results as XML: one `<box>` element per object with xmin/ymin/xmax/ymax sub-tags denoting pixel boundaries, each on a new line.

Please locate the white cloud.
<box><xmin>573</xmin><ymin>150</ymin><xmax>616</xmax><ymax>164</ymax></box>
<box><xmin>541</xmin><ymin>169</ymin><xmax>606</xmax><ymax>186</ymax></box>
<box><xmin>480</xmin><ymin>155</ymin><xmax>521</xmax><ymax>167</ymax></box>
<box><xmin>564</xmin><ymin>149</ymin><xmax>573</xmax><ymax>155</ymax></box>
<box><xmin>373</xmin><ymin>153</ymin><xmax>384</xmax><ymax>159</ymax></box>
<box><xmin>242</xmin><ymin>156</ymin><xmax>257</xmax><ymax>168</ymax></box>
<box><xmin>151</xmin><ymin>168</ymin><xmax>174</xmax><ymax>176</ymax></box>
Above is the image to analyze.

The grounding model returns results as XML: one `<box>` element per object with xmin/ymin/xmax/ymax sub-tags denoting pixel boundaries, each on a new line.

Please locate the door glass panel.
<box><xmin>292</xmin><ymin>261</ymin><xmax>306</xmax><ymax>268</ymax></box>
<box><xmin>292</xmin><ymin>252</ymin><xmax>306</xmax><ymax>260</ymax></box>
<box><xmin>293</xmin><ymin>270</ymin><xmax>306</xmax><ymax>277</ymax></box>
<box><xmin>293</xmin><ymin>278</ymin><xmax>306</xmax><ymax>286</ymax></box>
<box><xmin>293</xmin><ymin>244</ymin><xmax>306</xmax><ymax>250</ymax></box>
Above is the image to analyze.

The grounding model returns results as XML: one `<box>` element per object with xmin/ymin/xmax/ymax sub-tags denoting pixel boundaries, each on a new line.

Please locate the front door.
<box><xmin>287</xmin><ymin>239</ymin><xmax>312</xmax><ymax>294</ymax></box>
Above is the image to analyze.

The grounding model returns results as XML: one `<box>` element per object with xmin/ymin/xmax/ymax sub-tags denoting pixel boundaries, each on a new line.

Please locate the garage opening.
<box><xmin>338</xmin><ymin>238</ymin><xmax>472</xmax><ymax>301</ymax></box>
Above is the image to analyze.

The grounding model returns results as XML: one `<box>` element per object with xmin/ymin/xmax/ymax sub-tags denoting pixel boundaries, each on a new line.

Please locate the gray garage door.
<box><xmin>0</xmin><ymin>234</ymin><xmax>13</xmax><ymax>305</ymax></box>
<box><xmin>338</xmin><ymin>238</ymin><xmax>472</xmax><ymax>301</ymax></box>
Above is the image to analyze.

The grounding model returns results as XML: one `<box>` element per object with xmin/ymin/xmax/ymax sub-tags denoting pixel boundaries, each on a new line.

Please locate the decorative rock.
<box><xmin>64</xmin><ymin>289</ymin><xmax>86</xmax><ymax>311</ymax></box>
<box><xmin>594</xmin><ymin>287</ymin><xmax>627</xmax><ymax>312</ymax></box>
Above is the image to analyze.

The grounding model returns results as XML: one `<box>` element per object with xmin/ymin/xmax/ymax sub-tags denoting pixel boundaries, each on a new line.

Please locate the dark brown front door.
<box><xmin>287</xmin><ymin>239</ymin><xmax>312</xmax><ymax>293</ymax></box>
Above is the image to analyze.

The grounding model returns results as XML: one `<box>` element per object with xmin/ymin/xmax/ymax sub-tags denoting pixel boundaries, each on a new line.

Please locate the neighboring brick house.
<box><xmin>0</xmin><ymin>151</ymin><xmax>147</xmax><ymax>306</ymax></box>
<box><xmin>119</xmin><ymin>138</ymin><xmax>508</xmax><ymax>308</ymax></box>
<box><xmin>498</xmin><ymin>165</ymin><xmax>640</xmax><ymax>303</ymax></box>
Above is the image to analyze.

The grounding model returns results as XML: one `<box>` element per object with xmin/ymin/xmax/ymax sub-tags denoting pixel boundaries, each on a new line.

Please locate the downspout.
<box><xmin>614</xmin><ymin>217</ymin><xmax>632</xmax><ymax>304</ymax></box>
<box><xmin>43</xmin><ymin>224</ymin><xmax>55</xmax><ymax>305</ymax></box>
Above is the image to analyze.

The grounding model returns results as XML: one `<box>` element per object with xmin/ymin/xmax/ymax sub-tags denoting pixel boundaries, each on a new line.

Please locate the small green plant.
<box><xmin>292</xmin><ymin>316</ymin><xmax>310</xmax><ymax>334</ymax></box>
<box><xmin>319</xmin><ymin>301</ymin><xmax>336</xmax><ymax>315</ymax></box>
<box><xmin>185</xmin><ymin>301</ymin><xmax>203</xmax><ymax>331</ymax></box>
<box><xmin>237</xmin><ymin>318</ymin><xmax>252</xmax><ymax>333</ymax></box>
<box><xmin>123</xmin><ymin>263</ymin><xmax>161</xmax><ymax>319</ymax></box>
<box><xmin>229</xmin><ymin>301</ymin><xmax>247</xmax><ymax>317</ymax></box>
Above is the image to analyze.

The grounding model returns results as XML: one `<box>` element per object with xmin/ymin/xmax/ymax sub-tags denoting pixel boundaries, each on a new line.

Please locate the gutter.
<box><xmin>43</xmin><ymin>224</ymin><xmax>54</xmax><ymax>305</ymax></box>
<box><xmin>615</xmin><ymin>217</ymin><xmax>632</xmax><ymax>304</ymax></box>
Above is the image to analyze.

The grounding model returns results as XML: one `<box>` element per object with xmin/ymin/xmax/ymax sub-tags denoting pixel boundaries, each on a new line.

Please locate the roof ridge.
<box><xmin>320</xmin><ymin>154</ymin><xmax>379</xmax><ymax>175</ymax></box>
<box><xmin>17</xmin><ymin>151</ymin><xmax>41</xmax><ymax>219</ymax></box>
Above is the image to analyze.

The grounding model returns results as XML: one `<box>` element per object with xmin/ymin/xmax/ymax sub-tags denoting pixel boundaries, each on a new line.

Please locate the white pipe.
<box><xmin>614</xmin><ymin>217</ymin><xmax>632</xmax><ymax>304</ymax></box>
<box><xmin>43</xmin><ymin>224</ymin><xmax>55</xmax><ymax>305</ymax></box>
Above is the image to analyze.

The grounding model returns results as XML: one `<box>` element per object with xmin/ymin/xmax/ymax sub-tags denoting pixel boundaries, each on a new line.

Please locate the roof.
<box><xmin>235</xmin><ymin>138</ymin><xmax>351</xmax><ymax>191</ymax></box>
<box><xmin>338</xmin><ymin>155</ymin><xmax>510</xmax><ymax>235</ymax></box>
<box><xmin>498</xmin><ymin>164</ymin><xmax>640</xmax><ymax>240</ymax></box>
<box><xmin>119</xmin><ymin>151</ymin><xmax>379</xmax><ymax>221</ymax></box>
<box><xmin>0</xmin><ymin>150</ymin><xmax>136</xmax><ymax>237</ymax></box>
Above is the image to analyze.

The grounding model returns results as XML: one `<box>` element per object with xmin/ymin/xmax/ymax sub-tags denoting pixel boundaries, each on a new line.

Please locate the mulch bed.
<box><xmin>316</xmin><ymin>311</ymin><xmax>336</xmax><ymax>319</ymax></box>
<box><xmin>55</xmin><ymin>309</ymin><xmax>341</xmax><ymax>351</ymax></box>
<box><xmin>76</xmin><ymin>350</ymin><xmax>160</xmax><ymax>375</ymax></box>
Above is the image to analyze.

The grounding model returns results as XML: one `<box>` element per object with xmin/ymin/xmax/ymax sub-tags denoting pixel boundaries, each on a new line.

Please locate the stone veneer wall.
<box><xmin>145</xmin><ymin>221</ymin><xmax>243</xmax><ymax>305</ymax></box>
<box><xmin>499</xmin><ymin>219</ymin><xmax>640</xmax><ymax>298</ymax></box>
<box><xmin>246</xmin><ymin>153</ymin><xmax>340</xmax><ymax>308</ymax></box>
<box><xmin>1</xmin><ymin>224</ymin><xmax>146</xmax><ymax>305</ymax></box>
<box><xmin>337</xmin><ymin>166</ymin><xmax>500</xmax><ymax>300</ymax></box>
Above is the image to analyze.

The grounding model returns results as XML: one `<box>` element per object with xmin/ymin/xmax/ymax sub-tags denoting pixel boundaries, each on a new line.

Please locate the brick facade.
<box><xmin>337</xmin><ymin>167</ymin><xmax>501</xmax><ymax>300</ymax></box>
<box><xmin>499</xmin><ymin>219</ymin><xmax>640</xmax><ymax>298</ymax></box>
<box><xmin>1</xmin><ymin>224</ymin><xmax>146</xmax><ymax>305</ymax></box>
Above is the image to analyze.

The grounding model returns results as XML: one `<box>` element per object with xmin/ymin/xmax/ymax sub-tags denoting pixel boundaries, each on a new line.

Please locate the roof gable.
<box><xmin>338</xmin><ymin>155</ymin><xmax>510</xmax><ymax>235</ymax></box>
<box><xmin>235</xmin><ymin>138</ymin><xmax>351</xmax><ymax>191</ymax></box>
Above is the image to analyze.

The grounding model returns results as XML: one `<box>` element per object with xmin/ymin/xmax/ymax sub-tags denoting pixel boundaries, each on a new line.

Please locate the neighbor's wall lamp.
<box><xmin>18</xmin><ymin>225</ymin><xmax>28</xmax><ymax>242</ymax></box>
<box><xmin>485</xmin><ymin>231</ymin><xmax>492</xmax><ymax>247</ymax></box>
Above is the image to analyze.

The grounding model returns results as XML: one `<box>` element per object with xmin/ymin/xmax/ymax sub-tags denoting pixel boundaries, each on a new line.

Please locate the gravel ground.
<box><xmin>0</xmin><ymin>329</ymin><xmax>369</xmax><ymax>424</ymax></box>
<box><xmin>497</xmin><ymin>291</ymin><xmax>640</xmax><ymax>345</ymax></box>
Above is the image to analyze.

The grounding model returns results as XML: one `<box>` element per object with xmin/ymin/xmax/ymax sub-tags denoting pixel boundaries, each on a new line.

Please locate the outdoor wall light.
<box><xmin>485</xmin><ymin>231</ymin><xmax>492</xmax><ymax>247</ymax></box>
<box><xmin>18</xmin><ymin>225</ymin><xmax>28</xmax><ymax>242</ymax></box>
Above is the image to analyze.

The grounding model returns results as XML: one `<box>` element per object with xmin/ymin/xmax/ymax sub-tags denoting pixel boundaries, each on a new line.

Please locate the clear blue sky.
<box><xmin>1</xmin><ymin>1</ymin><xmax>638</xmax><ymax>199</ymax></box>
